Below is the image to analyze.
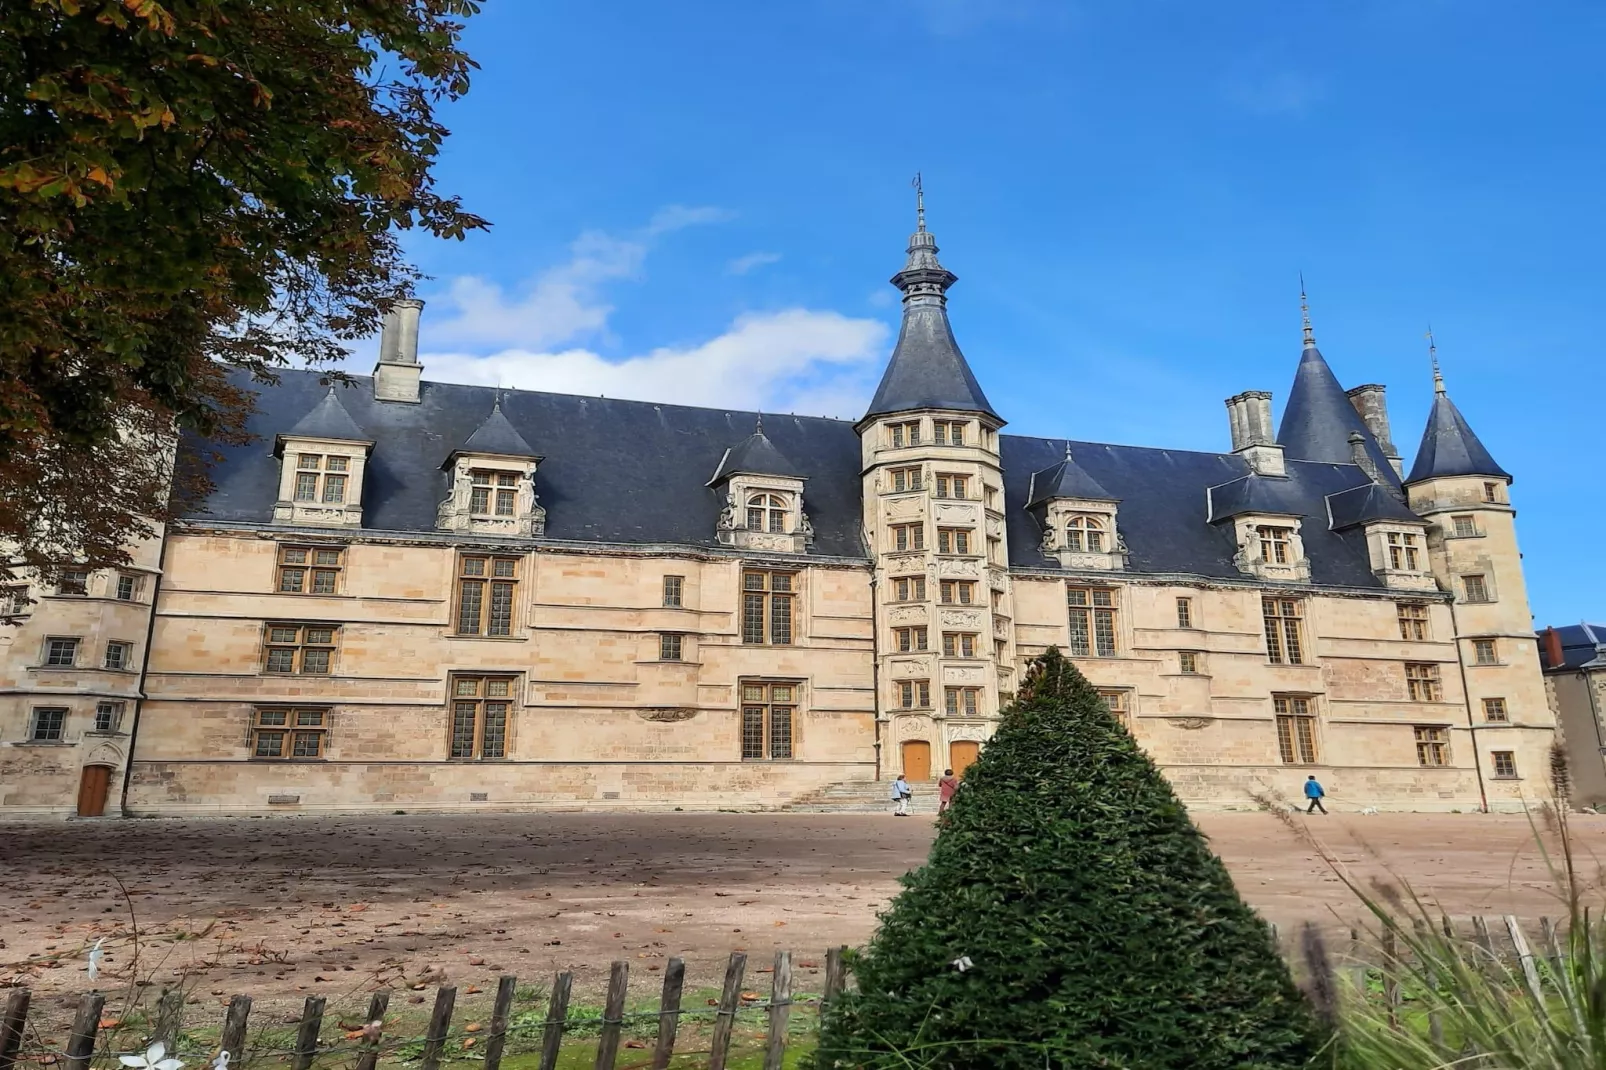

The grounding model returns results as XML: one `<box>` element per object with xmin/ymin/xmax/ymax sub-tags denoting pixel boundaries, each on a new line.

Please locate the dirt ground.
<box><xmin>3</xmin><ymin>811</ymin><xmax>1602</xmax><ymax>1013</ymax></box>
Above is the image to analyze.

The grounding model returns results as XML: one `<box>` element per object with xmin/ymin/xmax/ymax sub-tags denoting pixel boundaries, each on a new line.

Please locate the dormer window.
<box><xmin>1386</xmin><ymin>532</ymin><xmax>1422</xmax><ymax>571</ymax></box>
<box><xmin>1257</xmin><ymin>525</ymin><xmax>1294</xmax><ymax>564</ymax></box>
<box><xmin>471</xmin><ymin>471</ymin><xmax>518</xmax><ymax>517</ymax></box>
<box><xmin>747</xmin><ymin>494</ymin><xmax>788</xmax><ymax>533</ymax></box>
<box><xmin>294</xmin><ymin>454</ymin><xmax>349</xmax><ymax>503</ymax></box>
<box><xmin>1066</xmin><ymin>516</ymin><xmax>1106</xmax><ymax>553</ymax></box>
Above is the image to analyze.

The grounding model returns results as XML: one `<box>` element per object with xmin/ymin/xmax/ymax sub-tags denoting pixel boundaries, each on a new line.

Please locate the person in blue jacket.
<box><xmin>1303</xmin><ymin>774</ymin><xmax>1327</xmax><ymax>814</ymax></box>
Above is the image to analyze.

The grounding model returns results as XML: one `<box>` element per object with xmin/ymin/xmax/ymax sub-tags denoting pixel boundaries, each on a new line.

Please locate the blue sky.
<box><xmin>381</xmin><ymin>0</ymin><xmax>1603</xmax><ymax>626</ymax></box>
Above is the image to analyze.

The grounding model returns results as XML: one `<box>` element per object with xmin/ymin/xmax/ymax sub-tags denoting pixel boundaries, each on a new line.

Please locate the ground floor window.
<box><xmin>449</xmin><ymin>676</ymin><xmax>515</xmax><ymax>759</ymax></box>
<box><xmin>252</xmin><ymin>707</ymin><xmax>329</xmax><ymax>759</ymax></box>
<box><xmin>1413</xmin><ymin>725</ymin><xmax>1450</xmax><ymax>767</ymax></box>
<box><xmin>740</xmin><ymin>680</ymin><xmax>797</xmax><ymax>760</ymax></box>
<box><xmin>1274</xmin><ymin>696</ymin><xmax>1318</xmax><ymax>764</ymax></box>
<box><xmin>1098</xmin><ymin>689</ymin><xmax>1131</xmax><ymax>730</ymax></box>
<box><xmin>1490</xmin><ymin>750</ymin><xmax>1518</xmax><ymax>779</ymax></box>
<box><xmin>30</xmin><ymin>707</ymin><xmax>67</xmax><ymax>741</ymax></box>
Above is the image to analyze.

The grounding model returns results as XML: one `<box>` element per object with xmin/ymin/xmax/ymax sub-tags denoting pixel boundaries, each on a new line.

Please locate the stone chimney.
<box><xmin>1346</xmin><ymin>383</ymin><xmax>1402</xmax><ymax>476</ymax></box>
<box><xmin>1225</xmin><ymin>390</ymin><xmax>1285</xmax><ymax>477</ymax></box>
<box><xmin>373</xmin><ymin>298</ymin><xmax>425</xmax><ymax>403</ymax></box>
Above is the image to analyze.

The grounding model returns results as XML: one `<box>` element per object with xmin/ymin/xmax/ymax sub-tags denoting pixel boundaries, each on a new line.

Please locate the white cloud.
<box><xmin>423</xmin><ymin>309</ymin><xmax>887</xmax><ymax>416</ymax></box>
<box><xmin>727</xmin><ymin>251</ymin><xmax>783</xmax><ymax>276</ymax></box>
<box><xmin>412</xmin><ymin>209</ymin><xmax>891</xmax><ymax>418</ymax></box>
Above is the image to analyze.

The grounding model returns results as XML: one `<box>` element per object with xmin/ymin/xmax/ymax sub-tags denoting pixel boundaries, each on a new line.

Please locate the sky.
<box><xmin>367</xmin><ymin>0</ymin><xmax>1605</xmax><ymax>626</ymax></box>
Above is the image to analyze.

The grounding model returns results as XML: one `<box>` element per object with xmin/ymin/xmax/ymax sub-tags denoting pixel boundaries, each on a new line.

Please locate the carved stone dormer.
<box><xmin>437</xmin><ymin>398</ymin><xmax>546</xmax><ymax>536</ymax></box>
<box><xmin>1027</xmin><ymin>444</ymin><xmax>1125</xmax><ymax>571</ymax></box>
<box><xmin>709</xmin><ymin>418</ymin><xmax>810</xmax><ymax>553</ymax></box>
<box><xmin>272</xmin><ymin>387</ymin><xmax>373</xmax><ymax>528</ymax></box>
<box><xmin>1207</xmin><ymin>473</ymin><xmax>1310</xmax><ymax>582</ymax></box>
<box><xmin>1327</xmin><ymin>479</ymin><xmax>1434</xmax><ymax>591</ymax></box>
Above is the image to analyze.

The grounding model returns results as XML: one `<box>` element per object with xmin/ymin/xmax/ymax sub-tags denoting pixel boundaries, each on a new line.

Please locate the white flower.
<box><xmin>87</xmin><ymin>938</ymin><xmax>105</xmax><ymax>982</ymax></box>
<box><xmin>120</xmin><ymin>1042</ymin><xmax>184</xmax><ymax>1070</ymax></box>
<box><xmin>951</xmin><ymin>955</ymin><xmax>974</xmax><ymax>973</ymax></box>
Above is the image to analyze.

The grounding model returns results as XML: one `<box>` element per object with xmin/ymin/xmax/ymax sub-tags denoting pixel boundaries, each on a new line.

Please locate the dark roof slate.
<box><xmin>1326</xmin><ymin>481</ymin><xmax>1422</xmax><ymax>530</ymax></box>
<box><xmin>709</xmin><ymin>425</ymin><xmax>806</xmax><ymax>483</ymax></box>
<box><xmin>1406</xmin><ymin>391</ymin><xmax>1511</xmax><ymax>484</ymax></box>
<box><xmin>453</xmin><ymin>400</ymin><xmax>538</xmax><ymax>462</ymax></box>
<box><xmin>279</xmin><ymin>387</ymin><xmax>369</xmax><ymax>447</ymax></box>
<box><xmin>1026</xmin><ymin>447</ymin><xmax>1118</xmax><ymax>506</ymax></box>
<box><xmin>1206</xmin><ymin>474</ymin><xmax>1306</xmax><ymax>523</ymax></box>
<box><xmin>864</xmin><ymin>302</ymin><xmax>1000</xmax><ymax>420</ymax></box>
<box><xmin>1278</xmin><ymin>343</ymin><xmax>1399</xmax><ymax>482</ymax></box>
<box><xmin>188</xmin><ymin>368</ymin><xmax>1403</xmax><ymax>590</ymax></box>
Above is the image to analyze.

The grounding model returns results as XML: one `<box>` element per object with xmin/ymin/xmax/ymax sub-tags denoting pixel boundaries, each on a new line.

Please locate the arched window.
<box><xmin>1066</xmin><ymin>516</ymin><xmax>1105</xmax><ymax>553</ymax></box>
<box><xmin>747</xmin><ymin>494</ymin><xmax>787</xmax><ymax>534</ymax></box>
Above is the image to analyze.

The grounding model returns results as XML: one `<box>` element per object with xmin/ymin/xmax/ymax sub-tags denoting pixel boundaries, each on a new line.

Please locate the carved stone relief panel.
<box><xmin>936</xmin><ymin>558</ymin><xmax>982</xmax><ymax>578</ymax></box>
<box><xmin>939</xmin><ymin>609</ymin><xmax>985</xmax><ymax>629</ymax></box>
<box><xmin>934</xmin><ymin>502</ymin><xmax>982</xmax><ymax>525</ymax></box>
<box><xmin>888</xmin><ymin>605</ymin><xmax>928</xmax><ymax>626</ymax></box>
<box><xmin>885</xmin><ymin>497</ymin><xmax>925</xmax><ymax>520</ymax></box>
<box><xmin>942</xmin><ymin>666</ymin><xmax>987</xmax><ymax>684</ymax></box>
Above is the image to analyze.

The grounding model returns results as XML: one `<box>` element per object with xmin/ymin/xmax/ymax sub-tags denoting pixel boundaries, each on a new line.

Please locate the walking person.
<box><xmin>1303</xmin><ymin>774</ymin><xmax>1328</xmax><ymax>814</ymax></box>
<box><xmin>890</xmin><ymin>773</ymin><xmax>912</xmax><ymax>816</ymax></box>
<box><xmin>937</xmin><ymin>768</ymin><xmax>960</xmax><ymax>814</ymax></box>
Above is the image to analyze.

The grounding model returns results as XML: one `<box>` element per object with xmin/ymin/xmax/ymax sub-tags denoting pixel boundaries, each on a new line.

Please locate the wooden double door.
<box><xmin>900</xmin><ymin>740</ymin><xmax>983</xmax><ymax>782</ymax></box>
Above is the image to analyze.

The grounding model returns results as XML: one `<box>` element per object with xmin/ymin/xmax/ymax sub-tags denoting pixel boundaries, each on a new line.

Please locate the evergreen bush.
<box><xmin>812</xmin><ymin>647</ymin><xmax>1326</xmax><ymax>1069</ymax></box>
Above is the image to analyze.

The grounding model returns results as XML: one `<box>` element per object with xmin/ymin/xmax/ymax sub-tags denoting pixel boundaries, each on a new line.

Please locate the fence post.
<box><xmin>708</xmin><ymin>951</ymin><xmax>748</xmax><ymax>1070</ymax></box>
<box><xmin>0</xmin><ymin>990</ymin><xmax>31</xmax><ymax>1070</ymax></box>
<box><xmin>823</xmin><ymin>947</ymin><xmax>846</xmax><ymax>1008</ymax></box>
<box><xmin>594</xmin><ymin>962</ymin><xmax>630</xmax><ymax>1070</ymax></box>
<box><xmin>537</xmin><ymin>973</ymin><xmax>573</xmax><ymax>1070</ymax></box>
<box><xmin>762</xmin><ymin>951</ymin><xmax>793</xmax><ymax>1070</ymax></box>
<box><xmin>418</xmin><ymin>987</ymin><xmax>457</xmax><ymax>1070</ymax></box>
<box><xmin>353</xmin><ymin>991</ymin><xmax>390</xmax><ymax>1070</ymax></box>
<box><xmin>482</xmin><ymin>976</ymin><xmax>517</xmax><ymax>1070</ymax></box>
<box><xmin>291</xmin><ymin>996</ymin><xmax>326</xmax><ymax>1070</ymax></box>
<box><xmin>64</xmin><ymin>992</ymin><xmax>106</xmax><ymax>1070</ymax></box>
<box><xmin>153</xmin><ymin>987</ymin><xmax>185</xmax><ymax>1050</ymax></box>
<box><xmin>1505</xmin><ymin>916</ymin><xmax>1545</xmax><ymax>1005</ymax></box>
<box><xmin>220</xmin><ymin>996</ymin><xmax>254</xmax><ymax>1065</ymax></box>
<box><xmin>650</xmin><ymin>958</ymin><xmax>686</xmax><ymax>1070</ymax></box>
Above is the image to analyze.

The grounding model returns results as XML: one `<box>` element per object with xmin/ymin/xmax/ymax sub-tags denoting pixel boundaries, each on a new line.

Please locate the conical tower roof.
<box><xmin>1405</xmin><ymin>350</ymin><xmax>1509</xmax><ymax>484</ymax></box>
<box><xmin>861</xmin><ymin>188</ymin><xmax>999</xmax><ymax>424</ymax></box>
<box><xmin>1275</xmin><ymin>289</ymin><xmax>1397</xmax><ymax>481</ymax></box>
<box><xmin>708</xmin><ymin>418</ymin><xmax>805</xmax><ymax>484</ymax></box>
<box><xmin>277</xmin><ymin>386</ymin><xmax>368</xmax><ymax>452</ymax></box>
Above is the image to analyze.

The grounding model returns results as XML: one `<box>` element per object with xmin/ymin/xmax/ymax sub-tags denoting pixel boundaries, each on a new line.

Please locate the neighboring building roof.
<box><xmin>862</xmin><ymin>219</ymin><xmax>1000</xmax><ymax>422</ymax></box>
<box><xmin>1277</xmin><ymin>340</ymin><xmax>1398</xmax><ymax>481</ymax></box>
<box><xmin>278</xmin><ymin>386</ymin><xmax>369</xmax><ymax>447</ymax></box>
<box><xmin>1405</xmin><ymin>385</ymin><xmax>1511</xmax><ymax>484</ymax></box>
<box><xmin>708</xmin><ymin>420</ymin><xmax>806</xmax><ymax>484</ymax></box>
<box><xmin>1326</xmin><ymin>481</ymin><xmax>1421</xmax><ymax>530</ymax></box>
<box><xmin>451</xmin><ymin>398</ymin><xmax>539</xmax><ymax>462</ymax></box>
<box><xmin>1538</xmin><ymin>623</ymin><xmax>1606</xmax><ymax>672</ymax></box>
<box><xmin>187</xmin><ymin>368</ymin><xmax>1400</xmax><ymax>589</ymax></box>
<box><xmin>1026</xmin><ymin>445</ymin><xmax>1118</xmax><ymax>506</ymax></box>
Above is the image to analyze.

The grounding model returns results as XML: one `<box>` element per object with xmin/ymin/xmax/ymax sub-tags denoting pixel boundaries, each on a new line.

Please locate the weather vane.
<box><xmin>912</xmin><ymin>172</ymin><xmax>925</xmax><ymax>232</ymax></box>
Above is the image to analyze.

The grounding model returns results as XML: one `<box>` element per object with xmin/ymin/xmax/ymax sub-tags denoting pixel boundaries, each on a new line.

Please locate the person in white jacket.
<box><xmin>890</xmin><ymin>774</ymin><xmax>912</xmax><ymax>816</ymax></box>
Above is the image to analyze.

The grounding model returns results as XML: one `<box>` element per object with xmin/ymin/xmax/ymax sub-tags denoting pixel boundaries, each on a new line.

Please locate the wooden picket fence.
<box><xmin>0</xmin><ymin>948</ymin><xmax>847</xmax><ymax>1070</ymax></box>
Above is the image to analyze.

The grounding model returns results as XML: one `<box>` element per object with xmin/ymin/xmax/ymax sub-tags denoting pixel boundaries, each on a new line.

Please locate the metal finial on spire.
<box><xmin>1299</xmin><ymin>273</ymin><xmax>1315</xmax><ymax>348</ymax></box>
<box><xmin>1427</xmin><ymin>327</ymin><xmax>1444</xmax><ymax>394</ymax></box>
<box><xmin>754</xmin><ymin>413</ymin><xmax>764</xmax><ymax>435</ymax></box>
<box><xmin>912</xmin><ymin>172</ymin><xmax>925</xmax><ymax>233</ymax></box>
<box><xmin>1064</xmin><ymin>440</ymin><xmax>1074</xmax><ymax>461</ymax></box>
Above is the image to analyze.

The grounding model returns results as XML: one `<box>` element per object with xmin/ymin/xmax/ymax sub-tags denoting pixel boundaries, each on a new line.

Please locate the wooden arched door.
<box><xmin>76</xmin><ymin>765</ymin><xmax>112</xmax><ymax>818</ymax></box>
<box><xmin>900</xmin><ymin>740</ymin><xmax>932</xmax><ymax>782</ymax></box>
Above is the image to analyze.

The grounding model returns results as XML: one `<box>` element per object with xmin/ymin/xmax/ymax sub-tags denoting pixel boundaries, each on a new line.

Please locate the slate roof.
<box><xmin>862</xmin><ymin>224</ymin><xmax>1000</xmax><ymax>422</ymax></box>
<box><xmin>1206</xmin><ymin>473</ymin><xmax>1305</xmax><ymax>522</ymax></box>
<box><xmin>709</xmin><ymin>423</ymin><xmax>806</xmax><ymax>484</ymax></box>
<box><xmin>451</xmin><ymin>399</ymin><xmax>539</xmax><ymax>463</ymax></box>
<box><xmin>1538</xmin><ymin>624</ymin><xmax>1606</xmax><ymax>671</ymax></box>
<box><xmin>1325</xmin><ymin>481</ymin><xmax>1421</xmax><ymax>530</ymax></box>
<box><xmin>1026</xmin><ymin>446</ymin><xmax>1118</xmax><ymax>506</ymax></box>
<box><xmin>1406</xmin><ymin>388</ymin><xmax>1510</xmax><ymax>484</ymax></box>
<box><xmin>277</xmin><ymin>387</ymin><xmax>369</xmax><ymax>450</ymax></box>
<box><xmin>1278</xmin><ymin>341</ymin><xmax>1399</xmax><ymax>482</ymax></box>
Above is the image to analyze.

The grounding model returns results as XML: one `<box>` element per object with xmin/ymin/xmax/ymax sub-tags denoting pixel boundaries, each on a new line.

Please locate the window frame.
<box><xmin>1397</xmin><ymin>603</ymin><xmax>1430</xmax><ymax>641</ymax></box>
<box><xmin>944</xmin><ymin>686</ymin><xmax>981</xmax><ymax>717</ymax></box>
<box><xmin>1257</xmin><ymin>526</ymin><xmax>1294</xmax><ymax>564</ymax></box>
<box><xmin>888</xmin><ymin>466</ymin><xmax>923</xmax><ymax>493</ymax></box>
<box><xmin>251</xmin><ymin>706</ymin><xmax>331</xmax><ymax>760</ymax></box>
<box><xmin>891</xmin><ymin>576</ymin><xmax>927</xmax><ymax>602</ymax></box>
<box><xmin>94</xmin><ymin>701</ymin><xmax>125</xmax><ymax>732</ymax></box>
<box><xmin>1483</xmin><ymin>482</ymin><xmax>1500</xmax><ymax>504</ymax></box>
<box><xmin>262</xmin><ymin>623</ymin><xmax>338</xmax><ymax>675</ymax></box>
<box><xmin>888</xmin><ymin>421</ymin><xmax>921</xmax><ymax>448</ymax></box>
<box><xmin>276</xmin><ymin>545</ymin><xmax>345</xmax><ymax>596</ymax></box>
<box><xmin>1414</xmin><ymin>725</ymin><xmax>1451</xmax><ymax>767</ymax></box>
<box><xmin>745</xmin><ymin>493</ymin><xmax>788</xmax><ymax>534</ymax></box>
<box><xmin>936</xmin><ymin>527</ymin><xmax>973</xmax><ymax>555</ymax></box>
<box><xmin>932</xmin><ymin>420</ymin><xmax>967</xmax><ymax>446</ymax></box>
<box><xmin>934</xmin><ymin>473</ymin><xmax>968</xmax><ymax>499</ymax></box>
<box><xmin>894</xmin><ymin>626</ymin><xmax>929</xmax><ymax>652</ymax></box>
<box><xmin>58</xmin><ymin>569</ymin><xmax>89</xmax><ymax>596</ymax></box>
<box><xmin>941</xmin><ymin>632</ymin><xmax>978</xmax><ymax>658</ymax></box>
<box><xmin>1490</xmin><ymin>750</ymin><xmax>1518</xmax><ymax>779</ymax></box>
<box><xmin>1</xmin><ymin>584</ymin><xmax>29</xmax><ymax>617</ymax></box>
<box><xmin>890</xmin><ymin>524</ymin><xmax>925</xmax><ymax>552</ymax></box>
<box><xmin>43</xmin><ymin>636</ymin><xmax>80</xmax><ymax>667</ymax></box>
<box><xmin>1263</xmin><ymin>598</ymin><xmax>1305</xmax><ymax>665</ymax></box>
<box><xmin>447</xmin><ymin>675</ymin><xmax>516</xmax><ymax>760</ymax></box>
<box><xmin>741</xmin><ymin>570</ymin><xmax>796</xmax><ymax>646</ymax></box>
<box><xmin>103</xmin><ymin>640</ymin><xmax>134</xmax><ymax>671</ymax></box>
<box><xmin>292</xmin><ymin>454</ymin><xmax>351</xmax><ymax>505</ymax></box>
<box><xmin>1462</xmin><ymin>574</ymin><xmax>1491</xmax><ymax>603</ymax></box>
<box><xmin>659</xmin><ymin>633</ymin><xmax>684</xmax><ymax>661</ymax></box>
<box><xmin>469</xmin><ymin>469</ymin><xmax>520</xmax><ymax>517</ymax></box>
<box><xmin>1451</xmin><ymin>515</ymin><xmax>1479</xmax><ymax>538</ymax></box>
<box><xmin>662</xmin><ymin>575</ymin><xmax>684</xmax><ymax>608</ymax></box>
<box><xmin>29</xmin><ymin>706</ymin><xmax>68</xmax><ymax>741</ymax></box>
<box><xmin>1065</xmin><ymin>515</ymin><xmax>1106</xmax><ymax>553</ymax></box>
<box><xmin>1175</xmin><ymin>597</ymin><xmax>1193</xmax><ymax>629</ymax></box>
<box><xmin>1179</xmin><ymin>651</ymin><xmax>1200</xmax><ymax>675</ymax></box>
<box><xmin>1386</xmin><ymin>531</ymin><xmax>1423</xmax><ymax>571</ymax></box>
<box><xmin>939</xmin><ymin>579</ymin><xmax>975</xmax><ymax>605</ymax></box>
<box><xmin>454</xmin><ymin>554</ymin><xmax>520</xmax><ymax>637</ymax></box>
<box><xmin>115</xmin><ymin>574</ymin><xmax>142</xmax><ymax>602</ymax></box>
<box><xmin>897</xmin><ymin>679</ymin><xmax>932</xmax><ymax>709</ymax></box>
<box><xmin>1405</xmin><ymin>663</ymin><xmax>1443</xmax><ymax>702</ymax></box>
<box><xmin>1472</xmin><ymin>639</ymin><xmax>1498</xmax><ymax>665</ymax></box>
<box><xmin>1099</xmin><ymin>689</ymin><xmax>1131</xmax><ymax>730</ymax></box>
<box><xmin>1067</xmin><ymin>586</ymin><xmax>1119</xmax><ymax>657</ymax></box>
<box><xmin>740</xmin><ymin>680</ymin><xmax>798</xmax><ymax>760</ymax></box>
<box><xmin>1274</xmin><ymin>695</ymin><xmax>1319</xmax><ymax>764</ymax></box>
<box><xmin>1482</xmin><ymin>697</ymin><xmax>1509</xmax><ymax>723</ymax></box>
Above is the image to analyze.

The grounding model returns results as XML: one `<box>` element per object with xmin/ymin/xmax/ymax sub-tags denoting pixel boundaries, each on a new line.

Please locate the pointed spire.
<box><xmin>1275</xmin><ymin>292</ymin><xmax>1399</xmax><ymax>483</ymax></box>
<box><xmin>1299</xmin><ymin>274</ymin><xmax>1316</xmax><ymax>349</ymax></box>
<box><xmin>1405</xmin><ymin>338</ymin><xmax>1510</xmax><ymax>485</ymax></box>
<box><xmin>861</xmin><ymin>186</ymin><xmax>1001</xmax><ymax>424</ymax></box>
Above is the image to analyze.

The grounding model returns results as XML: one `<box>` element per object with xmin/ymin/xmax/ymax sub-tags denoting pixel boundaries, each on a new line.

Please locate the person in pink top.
<box><xmin>937</xmin><ymin>768</ymin><xmax>960</xmax><ymax>814</ymax></box>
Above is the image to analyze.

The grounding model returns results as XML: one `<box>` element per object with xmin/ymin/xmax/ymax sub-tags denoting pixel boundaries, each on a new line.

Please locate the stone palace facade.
<box><xmin>0</xmin><ymin>209</ymin><xmax>1554</xmax><ymax>817</ymax></box>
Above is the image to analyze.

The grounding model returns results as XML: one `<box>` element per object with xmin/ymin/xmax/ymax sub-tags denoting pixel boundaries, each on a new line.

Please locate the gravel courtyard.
<box><xmin>2</xmin><ymin>811</ymin><xmax>1599</xmax><ymax>1008</ymax></box>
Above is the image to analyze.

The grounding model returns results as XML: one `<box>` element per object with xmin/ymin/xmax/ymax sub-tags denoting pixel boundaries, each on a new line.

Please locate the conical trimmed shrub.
<box><xmin>812</xmin><ymin>648</ymin><xmax>1326</xmax><ymax>1069</ymax></box>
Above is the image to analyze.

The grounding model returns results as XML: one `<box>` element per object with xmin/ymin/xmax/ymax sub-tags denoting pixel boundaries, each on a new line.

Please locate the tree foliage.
<box><xmin>0</xmin><ymin>0</ymin><xmax>485</xmax><ymax>577</ymax></box>
<box><xmin>812</xmin><ymin>647</ymin><xmax>1327</xmax><ymax>1069</ymax></box>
